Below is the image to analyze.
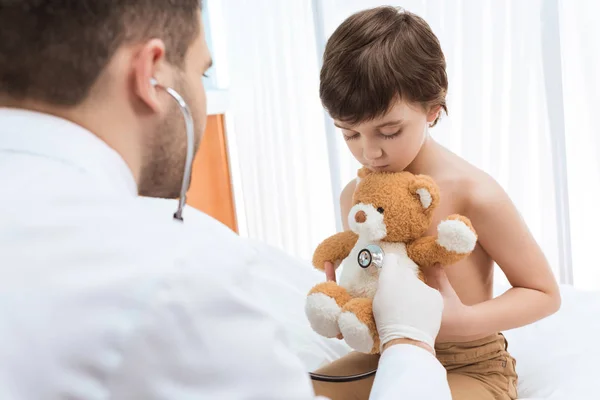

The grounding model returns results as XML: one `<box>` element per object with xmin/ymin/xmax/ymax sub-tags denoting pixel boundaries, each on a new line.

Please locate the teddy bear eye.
<box><xmin>377</xmin><ymin>207</ymin><xmax>385</xmax><ymax>214</ymax></box>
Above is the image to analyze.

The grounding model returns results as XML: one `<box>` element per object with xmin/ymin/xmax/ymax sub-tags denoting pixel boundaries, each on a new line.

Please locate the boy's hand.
<box><xmin>324</xmin><ymin>261</ymin><xmax>336</xmax><ymax>282</ymax></box>
<box><xmin>425</xmin><ymin>265</ymin><xmax>476</xmax><ymax>341</ymax></box>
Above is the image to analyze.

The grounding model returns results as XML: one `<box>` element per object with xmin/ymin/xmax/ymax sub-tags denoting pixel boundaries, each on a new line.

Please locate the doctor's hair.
<box><xmin>0</xmin><ymin>0</ymin><xmax>202</xmax><ymax>106</ymax></box>
<box><xmin>320</xmin><ymin>6</ymin><xmax>448</xmax><ymax>127</ymax></box>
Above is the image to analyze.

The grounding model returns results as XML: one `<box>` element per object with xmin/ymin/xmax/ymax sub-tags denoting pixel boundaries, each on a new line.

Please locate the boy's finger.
<box><xmin>427</xmin><ymin>265</ymin><xmax>457</xmax><ymax>297</ymax></box>
<box><xmin>424</xmin><ymin>263</ymin><xmax>444</xmax><ymax>289</ymax></box>
<box><xmin>436</xmin><ymin>269</ymin><xmax>454</xmax><ymax>294</ymax></box>
<box><xmin>324</xmin><ymin>261</ymin><xmax>336</xmax><ymax>282</ymax></box>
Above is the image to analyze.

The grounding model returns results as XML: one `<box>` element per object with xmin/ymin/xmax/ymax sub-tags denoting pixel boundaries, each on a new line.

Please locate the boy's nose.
<box><xmin>362</xmin><ymin>140</ymin><xmax>383</xmax><ymax>161</ymax></box>
<box><xmin>355</xmin><ymin>210</ymin><xmax>367</xmax><ymax>223</ymax></box>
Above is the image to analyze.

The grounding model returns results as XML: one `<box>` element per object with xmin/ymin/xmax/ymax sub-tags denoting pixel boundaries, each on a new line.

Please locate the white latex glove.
<box><xmin>372</xmin><ymin>254</ymin><xmax>444</xmax><ymax>351</ymax></box>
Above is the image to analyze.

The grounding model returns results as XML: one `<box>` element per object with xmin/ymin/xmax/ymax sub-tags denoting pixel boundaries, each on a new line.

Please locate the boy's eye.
<box><xmin>343</xmin><ymin>131</ymin><xmax>360</xmax><ymax>141</ymax></box>
<box><xmin>381</xmin><ymin>130</ymin><xmax>402</xmax><ymax>140</ymax></box>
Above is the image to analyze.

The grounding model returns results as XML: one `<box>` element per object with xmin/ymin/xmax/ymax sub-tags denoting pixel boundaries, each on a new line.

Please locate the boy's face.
<box><xmin>334</xmin><ymin>100</ymin><xmax>439</xmax><ymax>173</ymax></box>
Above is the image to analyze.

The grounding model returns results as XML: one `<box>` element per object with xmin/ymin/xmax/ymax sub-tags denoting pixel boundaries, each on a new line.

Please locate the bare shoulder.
<box><xmin>339</xmin><ymin>179</ymin><xmax>358</xmax><ymax>230</ymax></box>
<box><xmin>340</xmin><ymin>178</ymin><xmax>357</xmax><ymax>204</ymax></box>
<box><xmin>431</xmin><ymin>153</ymin><xmax>509</xmax><ymax>215</ymax></box>
<box><xmin>455</xmin><ymin>164</ymin><xmax>509</xmax><ymax>215</ymax></box>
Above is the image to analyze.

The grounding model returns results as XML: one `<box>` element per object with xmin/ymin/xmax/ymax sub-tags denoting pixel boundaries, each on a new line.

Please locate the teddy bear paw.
<box><xmin>338</xmin><ymin>298</ymin><xmax>378</xmax><ymax>354</ymax></box>
<box><xmin>436</xmin><ymin>216</ymin><xmax>477</xmax><ymax>254</ymax></box>
<box><xmin>305</xmin><ymin>293</ymin><xmax>342</xmax><ymax>338</ymax></box>
<box><xmin>338</xmin><ymin>311</ymin><xmax>375</xmax><ymax>353</ymax></box>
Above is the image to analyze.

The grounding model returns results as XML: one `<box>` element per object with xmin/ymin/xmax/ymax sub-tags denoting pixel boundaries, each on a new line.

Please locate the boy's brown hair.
<box><xmin>320</xmin><ymin>6</ymin><xmax>448</xmax><ymax>126</ymax></box>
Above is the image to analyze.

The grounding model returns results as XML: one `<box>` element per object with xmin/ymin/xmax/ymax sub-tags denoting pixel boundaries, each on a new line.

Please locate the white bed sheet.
<box><xmin>499</xmin><ymin>284</ymin><xmax>600</xmax><ymax>399</ymax></box>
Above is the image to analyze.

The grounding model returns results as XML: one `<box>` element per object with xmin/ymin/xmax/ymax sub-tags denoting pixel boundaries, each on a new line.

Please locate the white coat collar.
<box><xmin>0</xmin><ymin>107</ymin><xmax>138</xmax><ymax>197</ymax></box>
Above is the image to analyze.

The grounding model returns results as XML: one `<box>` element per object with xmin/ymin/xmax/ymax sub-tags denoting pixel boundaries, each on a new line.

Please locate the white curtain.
<box><xmin>559</xmin><ymin>0</ymin><xmax>600</xmax><ymax>290</ymax></box>
<box><xmin>208</xmin><ymin>0</ymin><xmax>600</xmax><ymax>288</ymax></box>
<box><xmin>209</xmin><ymin>0</ymin><xmax>337</xmax><ymax>261</ymax></box>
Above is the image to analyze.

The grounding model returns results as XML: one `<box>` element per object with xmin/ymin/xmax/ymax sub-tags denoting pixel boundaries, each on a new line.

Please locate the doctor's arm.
<box><xmin>108</xmin><ymin>256</ymin><xmax>320</xmax><ymax>400</ymax></box>
<box><xmin>371</xmin><ymin>341</ymin><xmax>450</xmax><ymax>399</ymax></box>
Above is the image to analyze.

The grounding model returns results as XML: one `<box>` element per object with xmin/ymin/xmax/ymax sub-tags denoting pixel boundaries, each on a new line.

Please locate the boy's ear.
<box><xmin>427</xmin><ymin>105</ymin><xmax>442</xmax><ymax>125</ymax></box>
<box><xmin>409</xmin><ymin>175</ymin><xmax>440</xmax><ymax>213</ymax></box>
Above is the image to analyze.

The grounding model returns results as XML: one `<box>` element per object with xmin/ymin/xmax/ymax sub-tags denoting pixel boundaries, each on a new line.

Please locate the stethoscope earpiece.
<box><xmin>149</xmin><ymin>77</ymin><xmax>195</xmax><ymax>223</ymax></box>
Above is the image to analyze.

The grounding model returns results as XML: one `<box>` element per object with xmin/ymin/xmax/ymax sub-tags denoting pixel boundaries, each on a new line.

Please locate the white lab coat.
<box><xmin>0</xmin><ymin>108</ymin><xmax>451</xmax><ymax>399</ymax></box>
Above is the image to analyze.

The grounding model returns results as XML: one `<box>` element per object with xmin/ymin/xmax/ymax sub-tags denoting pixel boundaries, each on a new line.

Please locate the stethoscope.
<box><xmin>309</xmin><ymin>244</ymin><xmax>385</xmax><ymax>383</ymax></box>
<box><xmin>150</xmin><ymin>78</ymin><xmax>195</xmax><ymax>222</ymax></box>
<box><xmin>154</xmin><ymin>77</ymin><xmax>378</xmax><ymax>383</ymax></box>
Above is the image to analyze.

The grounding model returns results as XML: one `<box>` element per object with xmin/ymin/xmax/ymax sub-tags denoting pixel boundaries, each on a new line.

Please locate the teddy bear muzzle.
<box><xmin>355</xmin><ymin>210</ymin><xmax>367</xmax><ymax>223</ymax></box>
<box><xmin>348</xmin><ymin>204</ymin><xmax>388</xmax><ymax>241</ymax></box>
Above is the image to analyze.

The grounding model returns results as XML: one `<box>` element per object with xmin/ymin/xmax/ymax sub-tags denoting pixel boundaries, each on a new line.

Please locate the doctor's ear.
<box><xmin>131</xmin><ymin>38</ymin><xmax>167</xmax><ymax>113</ymax></box>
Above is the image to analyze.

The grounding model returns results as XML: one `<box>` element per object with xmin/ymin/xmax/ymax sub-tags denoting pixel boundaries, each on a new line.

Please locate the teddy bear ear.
<box><xmin>357</xmin><ymin>167</ymin><xmax>372</xmax><ymax>179</ymax></box>
<box><xmin>409</xmin><ymin>175</ymin><xmax>440</xmax><ymax>212</ymax></box>
<box><xmin>356</xmin><ymin>167</ymin><xmax>372</xmax><ymax>185</ymax></box>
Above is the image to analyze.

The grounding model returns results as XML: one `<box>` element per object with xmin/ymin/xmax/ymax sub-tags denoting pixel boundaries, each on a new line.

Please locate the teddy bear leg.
<box><xmin>305</xmin><ymin>282</ymin><xmax>352</xmax><ymax>338</ymax></box>
<box><xmin>338</xmin><ymin>298</ymin><xmax>380</xmax><ymax>354</ymax></box>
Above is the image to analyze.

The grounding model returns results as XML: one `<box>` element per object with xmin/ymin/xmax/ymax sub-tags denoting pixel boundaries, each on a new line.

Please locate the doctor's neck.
<box><xmin>1</xmin><ymin>92</ymin><xmax>148</xmax><ymax>186</ymax></box>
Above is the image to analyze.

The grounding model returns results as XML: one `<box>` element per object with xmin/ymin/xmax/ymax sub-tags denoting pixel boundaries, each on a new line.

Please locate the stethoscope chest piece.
<box><xmin>357</xmin><ymin>244</ymin><xmax>385</xmax><ymax>269</ymax></box>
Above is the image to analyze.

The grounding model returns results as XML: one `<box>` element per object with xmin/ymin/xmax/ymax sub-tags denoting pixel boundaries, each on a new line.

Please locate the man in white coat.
<box><xmin>0</xmin><ymin>1</ymin><xmax>451</xmax><ymax>398</ymax></box>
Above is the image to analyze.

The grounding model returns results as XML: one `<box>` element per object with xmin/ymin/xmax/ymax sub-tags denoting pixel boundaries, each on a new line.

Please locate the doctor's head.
<box><xmin>0</xmin><ymin>0</ymin><xmax>210</xmax><ymax>198</ymax></box>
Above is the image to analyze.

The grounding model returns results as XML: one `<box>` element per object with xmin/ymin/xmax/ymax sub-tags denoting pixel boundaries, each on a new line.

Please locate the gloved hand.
<box><xmin>372</xmin><ymin>254</ymin><xmax>444</xmax><ymax>352</ymax></box>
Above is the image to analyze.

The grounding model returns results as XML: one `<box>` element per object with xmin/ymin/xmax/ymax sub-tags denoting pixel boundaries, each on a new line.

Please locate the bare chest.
<box><xmin>427</xmin><ymin>183</ymin><xmax>494</xmax><ymax>305</ymax></box>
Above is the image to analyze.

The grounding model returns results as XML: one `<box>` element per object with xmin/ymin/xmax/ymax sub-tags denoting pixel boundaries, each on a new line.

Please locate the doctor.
<box><xmin>0</xmin><ymin>1</ymin><xmax>451</xmax><ymax>399</ymax></box>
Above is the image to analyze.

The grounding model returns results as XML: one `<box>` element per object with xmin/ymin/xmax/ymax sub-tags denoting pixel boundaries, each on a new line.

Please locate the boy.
<box><xmin>311</xmin><ymin>6</ymin><xmax>561</xmax><ymax>400</ymax></box>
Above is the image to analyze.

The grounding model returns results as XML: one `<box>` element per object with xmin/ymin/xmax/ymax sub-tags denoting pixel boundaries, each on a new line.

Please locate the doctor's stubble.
<box><xmin>138</xmin><ymin>75</ymin><xmax>203</xmax><ymax>200</ymax></box>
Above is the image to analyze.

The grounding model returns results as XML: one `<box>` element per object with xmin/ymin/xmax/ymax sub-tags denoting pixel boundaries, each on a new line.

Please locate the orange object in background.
<box><xmin>186</xmin><ymin>114</ymin><xmax>238</xmax><ymax>233</ymax></box>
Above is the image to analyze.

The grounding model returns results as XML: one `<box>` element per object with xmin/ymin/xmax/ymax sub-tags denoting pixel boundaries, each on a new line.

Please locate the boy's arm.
<box><xmin>451</xmin><ymin>179</ymin><xmax>561</xmax><ymax>338</ymax></box>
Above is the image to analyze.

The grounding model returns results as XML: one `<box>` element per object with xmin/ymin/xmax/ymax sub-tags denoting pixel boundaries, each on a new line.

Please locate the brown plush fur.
<box><xmin>407</xmin><ymin>214</ymin><xmax>476</xmax><ymax>267</ymax></box>
<box><xmin>307</xmin><ymin>167</ymin><xmax>477</xmax><ymax>354</ymax></box>
<box><xmin>352</xmin><ymin>171</ymin><xmax>440</xmax><ymax>243</ymax></box>
<box><xmin>308</xmin><ymin>281</ymin><xmax>353</xmax><ymax>308</ymax></box>
<box><xmin>312</xmin><ymin>231</ymin><xmax>359</xmax><ymax>270</ymax></box>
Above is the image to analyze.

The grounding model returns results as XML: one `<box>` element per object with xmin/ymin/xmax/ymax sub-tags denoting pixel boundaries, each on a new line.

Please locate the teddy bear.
<box><xmin>305</xmin><ymin>168</ymin><xmax>478</xmax><ymax>354</ymax></box>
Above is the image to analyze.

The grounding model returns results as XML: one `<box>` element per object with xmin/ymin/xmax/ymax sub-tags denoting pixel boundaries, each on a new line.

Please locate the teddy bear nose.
<box><xmin>355</xmin><ymin>210</ymin><xmax>367</xmax><ymax>223</ymax></box>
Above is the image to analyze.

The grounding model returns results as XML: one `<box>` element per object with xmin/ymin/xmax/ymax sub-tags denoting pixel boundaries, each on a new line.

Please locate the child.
<box><xmin>311</xmin><ymin>6</ymin><xmax>561</xmax><ymax>400</ymax></box>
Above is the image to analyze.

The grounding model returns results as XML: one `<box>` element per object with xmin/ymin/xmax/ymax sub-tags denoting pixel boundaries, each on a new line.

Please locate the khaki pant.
<box><xmin>312</xmin><ymin>333</ymin><xmax>518</xmax><ymax>400</ymax></box>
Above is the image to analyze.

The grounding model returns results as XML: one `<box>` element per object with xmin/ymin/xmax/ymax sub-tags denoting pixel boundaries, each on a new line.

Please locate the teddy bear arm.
<box><xmin>409</xmin><ymin>236</ymin><xmax>472</xmax><ymax>267</ymax></box>
<box><xmin>312</xmin><ymin>231</ymin><xmax>359</xmax><ymax>270</ymax></box>
<box><xmin>408</xmin><ymin>214</ymin><xmax>478</xmax><ymax>267</ymax></box>
<box><xmin>407</xmin><ymin>236</ymin><xmax>442</xmax><ymax>268</ymax></box>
